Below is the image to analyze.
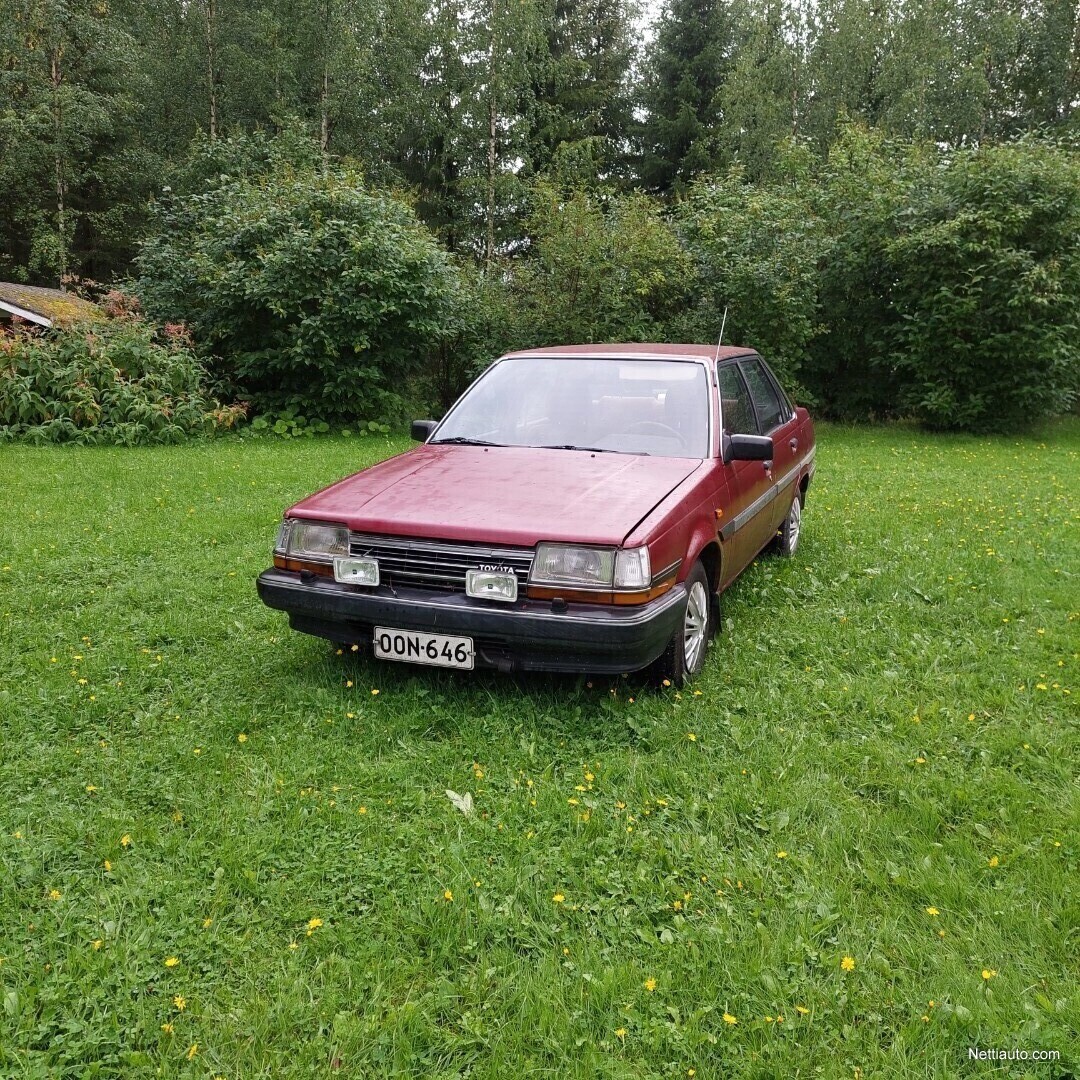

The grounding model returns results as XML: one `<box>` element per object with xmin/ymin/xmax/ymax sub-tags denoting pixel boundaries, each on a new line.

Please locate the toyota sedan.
<box><xmin>256</xmin><ymin>343</ymin><xmax>815</xmax><ymax>684</ymax></box>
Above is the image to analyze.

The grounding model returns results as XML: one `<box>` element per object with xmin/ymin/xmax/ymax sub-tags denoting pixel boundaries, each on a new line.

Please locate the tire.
<box><xmin>778</xmin><ymin>489</ymin><xmax>804</xmax><ymax>557</ymax></box>
<box><xmin>653</xmin><ymin>560</ymin><xmax>714</xmax><ymax>687</ymax></box>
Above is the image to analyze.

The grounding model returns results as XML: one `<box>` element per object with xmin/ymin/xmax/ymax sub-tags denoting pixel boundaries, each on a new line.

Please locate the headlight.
<box><xmin>530</xmin><ymin>544</ymin><xmax>652</xmax><ymax>590</ymax></box>
<box><xmin>531</xmin><ymin>544</ymin><xmax>615</xmax><ymax>588</ymax></box>
<box><xmin>286</xmin><ymin>519</ymin><xmax>350</xmax><ymax>560</ymax></box>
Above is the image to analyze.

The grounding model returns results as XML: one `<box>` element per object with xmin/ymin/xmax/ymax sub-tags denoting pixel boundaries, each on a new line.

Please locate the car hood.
<box><xmin>289</xmin><ymin>444</ymin><xmax>703</xmax><ymax>547</ymax></box>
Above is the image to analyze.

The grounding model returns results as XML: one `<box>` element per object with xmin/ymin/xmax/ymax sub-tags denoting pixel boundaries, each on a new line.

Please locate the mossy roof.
<box><xmin>0</xmin><ymin>283</ymin><xmax>103</xmax><ymax>328</ymax></box>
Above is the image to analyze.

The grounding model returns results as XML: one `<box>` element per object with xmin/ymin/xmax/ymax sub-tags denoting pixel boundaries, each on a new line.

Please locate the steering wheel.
<box><xmin>624</xmin><ymin>420</ymin><xmax>686</xmax><ymax>446</ymax></box>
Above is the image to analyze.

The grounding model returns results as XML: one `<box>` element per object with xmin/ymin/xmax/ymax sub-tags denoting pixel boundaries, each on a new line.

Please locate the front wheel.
<box><xmin>653</xmin><ymin>561</ymin><xmax>714</xmax><ymax>686</ymax></box>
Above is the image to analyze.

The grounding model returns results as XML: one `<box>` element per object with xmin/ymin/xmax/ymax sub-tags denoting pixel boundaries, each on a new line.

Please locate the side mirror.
<box><xmin>411</xmin><ymin>419</ymin><xmax>437</xmax><ymax>442</ymax></box>
<box><xmin>726</xmin><ymin>433</ymin><xmax>773</xmax><ymax>462</ymax></box>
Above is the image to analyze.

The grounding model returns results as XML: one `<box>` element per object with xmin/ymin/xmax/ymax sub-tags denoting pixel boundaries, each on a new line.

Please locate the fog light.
<box><xmin>466</xmin><ymin>569</ymin><xmax>518</xmax><ymax>603</ymax></box>
<box><xmin>334</xmin><ymin>557</ymin><xmax>379</xmax><ymax>586</ymax></box>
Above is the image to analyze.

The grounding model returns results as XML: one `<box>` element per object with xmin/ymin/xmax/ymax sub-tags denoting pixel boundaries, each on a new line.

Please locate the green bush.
<box><xmin>814</xmin><ymin>128</ymin><xmax>1080</xmax><ymax>429</ymax></box>
<box><xmin>0</xmin><ymin>319</ymin><xmax>229</xmax><ymax>445</ymax></box>
<box><xmin>677</xmin><ymin>170</ymin><xmax>825</xmax><ymax>397</ymax></box>
<box><xmin>810</xmin><ymin>127</ymin><xmax>918</xmax><ymax>419</ymax></box>
<box><xmin>134</xmin><ymin>162</ymin><xmax>460</xmax><ymax>424</ymax></box>
<box><xmin>512</xmin><ymin>183</ymin><xmax>695</xmax><ymax>346</ymax></box>
<box><xmin>884</xmin><ymin>140</ymin><xmax>1080</xmax><ymax>431</ymax></box>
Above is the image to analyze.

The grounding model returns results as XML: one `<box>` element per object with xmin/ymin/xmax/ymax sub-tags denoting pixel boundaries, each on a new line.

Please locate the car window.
<box><xmin>739</xmin><ymin>358</ymin><xmax>785</xmax><ymax>432</ymax></box>
<box><xmin>433</xmin><ymin>356</ymin><xmax>710</xmax><ymax>458</ymax></box>
<box><xmin>717</xmin><ymin>363</ymin><xmax>758</xmax><ymax>434</ymax></box>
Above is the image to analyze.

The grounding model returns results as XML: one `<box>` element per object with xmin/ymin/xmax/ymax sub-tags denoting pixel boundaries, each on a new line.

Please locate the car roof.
<box><xmin>500</xmin><ymin>343</ymin><xmax>755</xmax><ymax>362</ymax></box>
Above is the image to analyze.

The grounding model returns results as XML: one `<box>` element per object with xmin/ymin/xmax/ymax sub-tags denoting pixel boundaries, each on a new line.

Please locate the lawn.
<box><xmin>0</xmin><ymin>422</ymin><xmax>1077</xmax><ymax>1079</ymax></box>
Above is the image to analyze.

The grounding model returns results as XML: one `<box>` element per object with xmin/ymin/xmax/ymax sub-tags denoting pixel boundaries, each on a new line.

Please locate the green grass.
<box><xmin>0</xmin><ymin>422</ymin><xmax>1077</xmax><ymax>1079</ymax></box>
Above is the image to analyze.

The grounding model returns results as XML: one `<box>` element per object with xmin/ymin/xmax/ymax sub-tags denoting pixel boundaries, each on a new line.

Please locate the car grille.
<box><xmin>349</xmin><ymin>533</ymin><xmax>534</xmax><ymax>593</ymax></box>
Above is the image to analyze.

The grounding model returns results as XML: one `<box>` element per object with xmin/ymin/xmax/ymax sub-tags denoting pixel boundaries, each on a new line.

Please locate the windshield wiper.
<box><xmin>431</xmin><ymin>436</ymin><xmax>504</xmax><ymax>447</ymax></box>
<box><xmin>538</xmin><ymin>444</ymin><xmax>644</xmax><ymax>455</ymax></box>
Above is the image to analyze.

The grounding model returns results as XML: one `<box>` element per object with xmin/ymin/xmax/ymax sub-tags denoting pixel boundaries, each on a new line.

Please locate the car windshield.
<box><xmin>432</xmin><ymin>356</ymin><xmax>710</xmax><ymax>458</ymax></box>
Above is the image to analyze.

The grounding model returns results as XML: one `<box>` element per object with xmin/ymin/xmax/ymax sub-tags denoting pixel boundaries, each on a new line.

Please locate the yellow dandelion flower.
<box><xmin>288</xmin><ymin>941</ymin><xmax>299</xmax><ymax>950</ymax></box>
<box><xmin>307</xmin><ymin>917</ymin><xmax>323</xmax><ymax>931</ymax></box>
<box><xmin>925</xmin><ymin>907</ymin><xmax>939</xmax><ymax>916</ymax></box>
<box><xmin>358</xmin><ymin>805</ymin><xmax>367</xmax><ymax>814</ymax></box>
<box><xmin>841</xmin><ymin>956</ymin><xmax>856</xmax><ymax>971</ymax></box>
<box><xmin>370</xmin><ymin>688</ymin><xmax>380</xmax><ymax>696</ymax></box>
<box><xmin>644</xmin><ymin>978</ymin><xmax>656</xmax><ymax>992</ymax></box>
<box><xmin>795</xmin><ymin>1005</ymin><xmax>809</xmax><ymax>1015</ymax></box>
<box><xmin>443</xmin><ymin>889</ymin><xmax>453</xmax><ymax>902</ymax></box>
<box><xmin>164</xmin><ymin>957</ymin><xmax>180</xmax><ymax>968</ymax></box>
<box><xmin>161</xmin><ymin>1022</ymin><xmax>174</xmax><ymax>1035</ymax></box>
<box><xmin>981</xmin><ymin>968</ymin><xmax>997</xmax><ymax>981</ymax></box>
<box><xmin>120</xmin><ymin>834</ymin><xmax>132</xmax><ymax>848</ymax></box>
<box><xmin>186</xmin><ymin>1043</ymin><xmax>198</xmax><ymax>1060</ymax></box>
<box><xmin>346</xmin><ymin>679</ymin><xmax>353</xmax><ymax>687</ymax></box>
<box><xmin>85</xmin><ymin>784</ymin><xmax>97</xmax><ymax>793</ymax></box>
<box><xmin>48</xmin><ymin>889</ymin><xmax>61</xmax><ymax>901</ymax></box>
<box><xmin>202</xmin><ymin>917</ymin><xmax>213</xmax><ymax>928</ymax></box>
<box><xmin>237</xmin><ymin>733</ymin><xmax>248</xmax><ymax>743</ymax></box>
<box><xmin>988</xmin><ymin>855</ymin><xmax>999</xmax><ymax>867</ymax></box>
<box><xmin>552</xmin><ymin>893</ymin><xmax>565</xmax><ymax>903</ymax></box>
<box><xmin>91</xmin><ymin>939</ymin><xmax>103</xmax><ymax>950</ymax></box>
<box><xmin>776</xmin><ymin>851</ymin><xmax>788</xmax><ymax>859</ymax></box>
<box><xmin>686</xmin><ymin>732</ymin><xmax>697</xmax><ymax>741</ymax></box>
<box><xmin>614</xmin><ymin>1027</ymin><xmax>627</xmax><ymax>1039</ymax></box>
<box><xmin>103</xmin><ymin>860</ymin><xmax>112</xmax><ymax>872</ymax></box>
<box><xmin>722</xmin><ymin>1012</ymin><xmax>737</xmax><ymax>1025</ymax></box>
<box><xmin>173</xmin><ymin>994</ymin><xmax>186</xmax><ymax>1011</ymax></box>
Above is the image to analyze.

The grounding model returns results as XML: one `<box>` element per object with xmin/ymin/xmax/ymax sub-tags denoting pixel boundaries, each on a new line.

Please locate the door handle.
<box><xmin>789</xmin><ymin>437</ymin><xmax>798</xmax><ymax>451</ymax></box>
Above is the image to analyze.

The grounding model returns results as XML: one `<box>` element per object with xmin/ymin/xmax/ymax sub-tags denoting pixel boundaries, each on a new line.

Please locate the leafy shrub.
<box><xmin>810</xmin><ymin>127</ymin><xmax>918</xmax><ymax>419</ymax></box>
<box><xmin>677</xmin><ymin>170</ymin><xmax>825</xmax><ymax>397</ymax></box>
<box><xmin>135</xmin><ymin>162</ymin><xmax>460</xmax><ymax>424</ymax></box>
<box><xmin>883</xmin><ymin>140</ymin><xmax>1080</xmax><ymax>431</ymax></box>
<box><xmin>814</xmin><ymin>128</ymin><xmax>1080</xmax><ymax>429</ymax></box>
<box><xmin>0</xmin><ymin>319</ymin><xmax>225</xmax><ymax>445</ymax></box>
<box><xmin>512</xmin><ymin>183</ymin><xmax>696</xmax><ymax>346</ymax></box>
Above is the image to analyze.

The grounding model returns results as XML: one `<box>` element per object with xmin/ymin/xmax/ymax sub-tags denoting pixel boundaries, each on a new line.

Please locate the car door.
<box><xmin>716</xmin><ymin>360</ymin><xmax>777</xmax><ymax>581</ymax></box>
<box><xmin>738</xmin><ymin>356</ymin><xmax>800</xmax><ymax>535</ymax></box>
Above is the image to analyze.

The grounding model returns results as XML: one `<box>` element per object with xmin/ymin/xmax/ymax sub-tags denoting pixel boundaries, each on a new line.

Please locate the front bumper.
<box><xmin>256</xmin><ymin>568</ymin><xmax>685</xmax><ymax>674</ymax></box>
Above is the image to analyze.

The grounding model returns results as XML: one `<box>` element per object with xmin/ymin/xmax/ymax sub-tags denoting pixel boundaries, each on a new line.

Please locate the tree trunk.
<box><xmin>50</xmin><ymin>46</ymin><xmax>66</xmax><ymax>282</ymax></box>
<box><xmin>320</xmin><ymin>0</ymin><xmax>331</xmax><ymax>155</ymax></box>
<box><xmin>205</xmin><ymin>0</ymin><xmax>217</xmax><ymax>138</ymax></box>
<box><xmin>485</xmin><ymin>95</ymin><xmax>496</xmax><ymax>269</ymax></box>
<box><xmin>321</xmin><ymin>68</ymin><xmax>330</xmax><ymax>155</ymax></box>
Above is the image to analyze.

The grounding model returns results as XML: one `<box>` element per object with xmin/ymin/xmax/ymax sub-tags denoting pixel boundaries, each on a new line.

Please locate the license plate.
<box><xmin>373</xmin><ymin>627</ymin><xmax>475</xmax><ymax>670</ymax></box>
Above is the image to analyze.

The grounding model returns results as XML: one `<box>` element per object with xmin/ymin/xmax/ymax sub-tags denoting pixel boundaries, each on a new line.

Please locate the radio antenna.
<box><xmin>713</xmin><ymin>306</ymin><xmax>729</xmax><ymax>362</ymax></box>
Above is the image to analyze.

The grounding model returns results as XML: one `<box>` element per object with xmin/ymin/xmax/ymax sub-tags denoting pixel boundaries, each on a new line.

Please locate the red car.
<box><xmin>257</xmin><ymin>344</ymin><xmax>815</xmax><ymax>683</ymax></box>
